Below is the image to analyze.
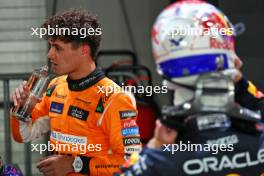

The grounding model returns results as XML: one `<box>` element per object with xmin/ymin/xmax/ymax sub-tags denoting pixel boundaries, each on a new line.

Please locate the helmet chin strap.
<box><xmin>163</xmin><ymin>79</ymin><xmax>195</xmax><ymax>106</ymax></box>
<box><xmin>173</xmin><ymin>87</ymin><xmax>194</xmax><ymax>106</ymax></box>
<box><xmin>162</xmin><ymin>69</ymin><xmax>239</xmax><ymax>106</ymax></box>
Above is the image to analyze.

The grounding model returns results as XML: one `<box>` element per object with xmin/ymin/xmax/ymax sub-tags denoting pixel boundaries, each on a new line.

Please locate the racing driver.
<box><xmin>10</xmin><ymin>9</ymin><xmax>141</xmax><ymax>176</ymax></box>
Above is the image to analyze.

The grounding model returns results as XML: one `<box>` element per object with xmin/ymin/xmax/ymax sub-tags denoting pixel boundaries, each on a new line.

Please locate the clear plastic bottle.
<box><xmin>12</xmin><ymin>65</ymin><xmax>51</xmax><ymax>122</ymax></box>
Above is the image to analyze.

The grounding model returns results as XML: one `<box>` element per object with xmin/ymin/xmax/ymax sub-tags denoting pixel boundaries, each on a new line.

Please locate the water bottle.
<box><xmin>11</xmin><ymin>65</ymin><xmax>51</xmax><ymax>122</ymax></box>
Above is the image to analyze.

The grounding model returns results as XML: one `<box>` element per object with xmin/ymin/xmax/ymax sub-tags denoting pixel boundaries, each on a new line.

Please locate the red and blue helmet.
<box><xmin>152</xmin><ymin>0</ymin><xmax>239</xmax><ymax>86</ymax></box>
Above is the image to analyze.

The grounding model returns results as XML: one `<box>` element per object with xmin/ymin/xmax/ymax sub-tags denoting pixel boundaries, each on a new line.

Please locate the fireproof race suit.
<box><xmin>115</xmin><ymin>77</ymin><xmax>264</xmax><ymax>176</ymax></box>
<box><xmin>116</xmin><ymin>125</ymin><xmax>264</xmax><ymax>176</ymax></box>
<box><xmin>10</xmin><ymin>68</ymin><xmax>141</xmax><ymax>176</ymax></box>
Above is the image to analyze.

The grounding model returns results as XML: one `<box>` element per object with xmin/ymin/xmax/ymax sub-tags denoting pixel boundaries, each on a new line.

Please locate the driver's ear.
<box><xmin>81</xmin><ymin>45</ymin><xmax>90</xmax><ymax>55</ymax></box>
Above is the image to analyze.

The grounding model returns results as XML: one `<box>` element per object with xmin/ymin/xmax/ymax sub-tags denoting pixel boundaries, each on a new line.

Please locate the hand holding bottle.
<box><xmin>11</xmin><ymin>65</ymin><xmax>51</xmax><ymax>122</ymax></box>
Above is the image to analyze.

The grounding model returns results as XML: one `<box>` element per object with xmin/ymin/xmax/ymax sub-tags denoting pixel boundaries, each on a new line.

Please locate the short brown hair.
<box><xmin>42</xmin><ymin>9</ymin><xmax>101</xmax><ymax>59</ymax></box>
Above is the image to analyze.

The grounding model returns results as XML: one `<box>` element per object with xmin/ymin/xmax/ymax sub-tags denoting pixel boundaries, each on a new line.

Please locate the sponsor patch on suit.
<box><xmin>121</xmin><ymin>118</ymin><xmax>137</xmax><ymax>128</ymax></box>
<box><xmin>123</xmin><ymin>137</ymin><xmax>141</xmax><ymax>146</ymax></box>
<box><xmin>50</xmin><ymin>102</ymin><xmax>64</xmax><ymax>114</ymax></box>
<box><xmin>122</xmin><ymin>127</ymin><xmax>139</xmax><ymax>136</ymax></box>
<box><xmin>50</xmin><ymin>131</ymin><xmax>87</xmax><ymax>145</ymax></box>
<box><xmin>124</xmin><ymin>146</ymin><xmax>141</xmax><ymax>154</ymax></box>
<box><xmin>119</xmin><ymin>111</ymin><xmax>137</xmax><ymax>119</ymax></box>
<box><xmin>68</xmin><ymin>105</ymin><xmax>89</xmax><ymax>121</ymax></box>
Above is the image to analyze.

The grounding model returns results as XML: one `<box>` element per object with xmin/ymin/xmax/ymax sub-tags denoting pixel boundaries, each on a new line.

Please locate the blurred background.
<box><xmin>0</xmin><ymin>0</ymin><xmax>263</xmax><ymax>175</ymax></box>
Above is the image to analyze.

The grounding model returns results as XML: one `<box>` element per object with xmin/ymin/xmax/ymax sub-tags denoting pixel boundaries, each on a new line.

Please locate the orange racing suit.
<box><xmin>10</xmin><ymin>68</ymin><xmax>141</xmax><ymax>176</ymax></box>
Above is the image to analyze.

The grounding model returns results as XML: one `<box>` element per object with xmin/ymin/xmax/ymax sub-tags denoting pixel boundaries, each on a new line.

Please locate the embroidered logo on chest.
<box><xmin>68</xmin><ymin>105</ymin><xmax>89</xmax><ymax>121</ymax></box>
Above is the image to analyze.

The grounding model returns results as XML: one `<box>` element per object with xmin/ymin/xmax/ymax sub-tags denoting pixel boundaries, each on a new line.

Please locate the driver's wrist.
<box><xmin>64</xmin><ymin>156</ymin><xmax>74</xmax><ymax>174</ymax></box>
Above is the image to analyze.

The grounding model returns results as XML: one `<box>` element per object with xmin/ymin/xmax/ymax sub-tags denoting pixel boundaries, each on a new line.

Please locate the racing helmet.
<box><xmin>151</xmin><ymin>0</ymin><xmax>239</xmax><ymax>87</ymax></box>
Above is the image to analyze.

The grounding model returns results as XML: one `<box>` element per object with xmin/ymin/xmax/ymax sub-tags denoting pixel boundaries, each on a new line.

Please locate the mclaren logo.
<box><xmin>183</xmin><ymin>149</ymin><xmax>264</xmax><ymax>175</ymax></box>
